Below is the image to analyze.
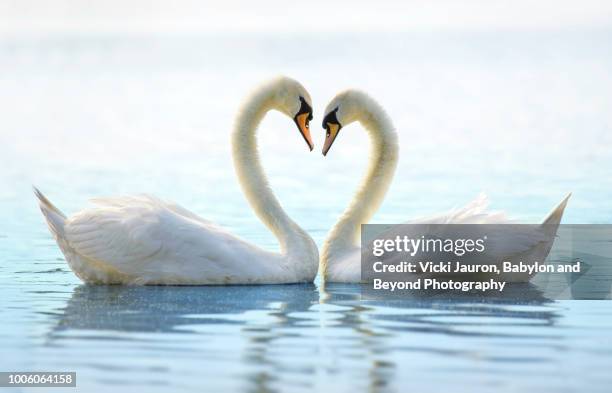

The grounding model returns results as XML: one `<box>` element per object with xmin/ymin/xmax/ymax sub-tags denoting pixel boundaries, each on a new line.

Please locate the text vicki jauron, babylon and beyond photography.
<box><xmin>371</xmin><ymin>260</ymin><xmax>582</xmax><ymax>276</ymax></box>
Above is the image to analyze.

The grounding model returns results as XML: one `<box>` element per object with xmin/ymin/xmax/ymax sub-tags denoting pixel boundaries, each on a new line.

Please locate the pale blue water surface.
<box><xmin>1</xmin><ymin>31</ymin><xmax>612</xmax><ymax>392</ymax></box>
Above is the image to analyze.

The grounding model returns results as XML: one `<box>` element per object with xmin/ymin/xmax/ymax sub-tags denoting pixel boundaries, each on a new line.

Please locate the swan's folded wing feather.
<box><xmin>365</xmin><ymin>194</ymin><xmax>510</xmax><ymax>242</ymax></box>
<box><xmin>64</xmin><ymin>195</ymin><xmax>238</xmax><ymax>275</ymax></box>
<box><xmin>478</xmin><ymin>225</ymin><xmax>549</xmax><ymax>259</ymax></box>
<box><xmin>372</xmin><ymin>194</ymin><xmax>550</xmax><ymax>265</ymax></box>
<box><xmin>406</xmin><ymin>193</ymin><xmax>510</xmax><ymax>225</ymax></box>
<box><xmin>406</xmin><ymin>194</ymin><xmax>550</xmax><ymax>258</ymax></box>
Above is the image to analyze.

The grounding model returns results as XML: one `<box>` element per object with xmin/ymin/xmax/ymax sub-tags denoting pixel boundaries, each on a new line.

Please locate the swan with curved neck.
<box><xmin>320</xmin><ymin>89</ymin><xmax>570</xmax><ymax>283</ymax></box>
<box><xmin>35</xmin><ymin>76</ymin><xmax>319</xmax><ymax>285</ymax></box>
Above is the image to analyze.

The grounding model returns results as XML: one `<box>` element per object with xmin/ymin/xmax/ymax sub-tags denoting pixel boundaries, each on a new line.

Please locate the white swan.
<box><xmin>319</xmin><ymin>89</ymin><xmax>571</xmax><ymax>283</ymax></box>
<box><xmin>35</xmin><ymin>77</ymin><xmax>319</xmax><ymax>285</ymax></box>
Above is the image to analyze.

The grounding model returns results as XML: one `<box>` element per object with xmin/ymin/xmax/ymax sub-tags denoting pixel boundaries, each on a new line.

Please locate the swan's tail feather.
<box><xmin>540</xmin><ymin>193</ymin><xmax>571</xmax><ymax>236</ymax></box>
<box><xmin>33</xmin><ymin>186</ymin><xmax>67</xmax><ymax>238</ymax></box>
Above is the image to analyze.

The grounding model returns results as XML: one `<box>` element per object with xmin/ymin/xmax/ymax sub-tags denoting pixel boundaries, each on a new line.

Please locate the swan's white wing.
<box><xmin>407</xmin><ymin>194</ymin><xmax>551</xmax><ymax>257</ymax></box>
<box><xmin>335</xmin><ymin>194</ymin><xmax>568</xmax><ymax>283</ymax></box>
<box><xmin>477</xmin><ymin>225</ymin><xmax>549</xmax><ymax>259</ymax></box>
<box><xmin>371</xmin><ymin>194</ymin><xmax>552</xmax><ymax>270</ymax></box>
<box><xmin>63</xmin><ymin>195</ymin><xmax>272</xmax><ymax>284</ymax></box>
<box><xmin>88</xmin><ymin>195</ymin><xmax>214</xmax><ymax>226</ymax></box>
<box><xmin>365</xmin><ymin>194</ymin><xmax>510</xmax><ymax>244</ymax></box>
<box><xmin>406</xmin><ymin>193</ymin><xmax>510</xmax><ymax>225</ymax></box>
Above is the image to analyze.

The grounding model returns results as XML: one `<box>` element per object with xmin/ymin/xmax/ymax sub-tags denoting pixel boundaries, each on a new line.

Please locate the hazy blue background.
<box><xmin>1</xmin><ymin>1</ymin><xmax>611</xmax><ymax>392</ymax></box>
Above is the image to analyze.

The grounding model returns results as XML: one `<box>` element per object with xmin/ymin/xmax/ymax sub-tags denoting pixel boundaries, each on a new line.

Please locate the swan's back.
<box><xmin>326</xmin><ymin>193</ymin><xmax>571</xmax><ymax>283</ymax></box>
<box><xmin>35</xmin><ymin>190</ymin><xmax>292</xmax><ymax>284</ymax></box>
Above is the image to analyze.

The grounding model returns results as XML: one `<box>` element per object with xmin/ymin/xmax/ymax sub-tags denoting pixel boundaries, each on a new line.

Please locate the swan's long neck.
<box><xmin>322</xmin><ymin>96</ymin><xmax>399</xmax><ymax>271</ymax></box>
<box><xmin>232</xmin><ymin>86</ymin><xmax>317</xmax><ymax>269</ymax></box>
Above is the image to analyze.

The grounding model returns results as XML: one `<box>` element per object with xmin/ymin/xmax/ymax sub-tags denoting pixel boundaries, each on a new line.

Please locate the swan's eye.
<box><xmin>322</xmin><ymin>107</ymin><xmax>340</xmax><ymax>130</ymax></box>
<box><xmin>326</xmin><ymin>130</ymin><xmax>330</xmax><ymax>138</ymax></box>
<box><xmin>297</xmin><ymin>96</ymin><xmax>312</xmax><ymax>118</ymax></box>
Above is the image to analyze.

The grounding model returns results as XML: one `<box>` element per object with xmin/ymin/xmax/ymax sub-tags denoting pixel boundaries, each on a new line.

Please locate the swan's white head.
<box><xmin>265</xmin><ymin>76</ymin><xmax>314</xmax><ymax>151</ymax></box>
<box><xmin>321</xmin><ymin>89</ymin><xmax>371</xmax><ymax>156</ymax></box>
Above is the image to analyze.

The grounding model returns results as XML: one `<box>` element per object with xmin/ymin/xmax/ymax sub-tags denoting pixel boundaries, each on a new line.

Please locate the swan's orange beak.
<box><xmin>294</xmin><ymin>112</ymin><xmax>314</xmax><ymax>151</ymax></box>
<box><xmin>322</xmin><ymin>122</ymin><xmax>341</xmax><ymax>156</ymax></box>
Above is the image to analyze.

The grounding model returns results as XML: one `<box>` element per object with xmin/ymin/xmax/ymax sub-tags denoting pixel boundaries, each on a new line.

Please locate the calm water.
<box><xmin>1</xmin><ymin>31</ymin><xmax>612</xmax><ymax>392</ymax></box>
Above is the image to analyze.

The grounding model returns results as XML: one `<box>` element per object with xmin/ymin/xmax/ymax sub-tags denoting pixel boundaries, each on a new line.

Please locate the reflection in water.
<box><xmin>52</xmin><ymin>284</ymin><xmax>319</xmax><ymax>333</ymax></box>
<box><xmin>50</xmin><ymin>285</ymin><xmax>320</xmax><ymax>392</ymax></box>
<box><xmin>320</xmin><ymin>282</ymin><xmax>562</xmax><ymax>392</ymax></box>
<box><xmin>322</xmin><ymin>281</ymin><xmax>560</xmax><ymax>340</ymax></box>
<box><xmin>45</xmin><ymin>283</ymin><xmax>565</xmax><ymax>392</ymax></box>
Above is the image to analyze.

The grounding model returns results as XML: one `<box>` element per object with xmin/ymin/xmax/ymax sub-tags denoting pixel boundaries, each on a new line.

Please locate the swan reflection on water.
<box><xmin>44</xmin><ymin>282</ymin><xmax>564</xmax><ymax>392</ymax></box>
<box><xmin>321</xmin><ymin>282</ymin><xmax>560</xmax><ymax>339</ymax></box>
<box><xmin>51</xmin><ymin>284</ymin><xmax>321</xmax><ymax>333</ymax></box>
<box><xmin>50</xmin><ymin>282</ymin><xmax>558</xmax><ymax>335</ymax></box>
